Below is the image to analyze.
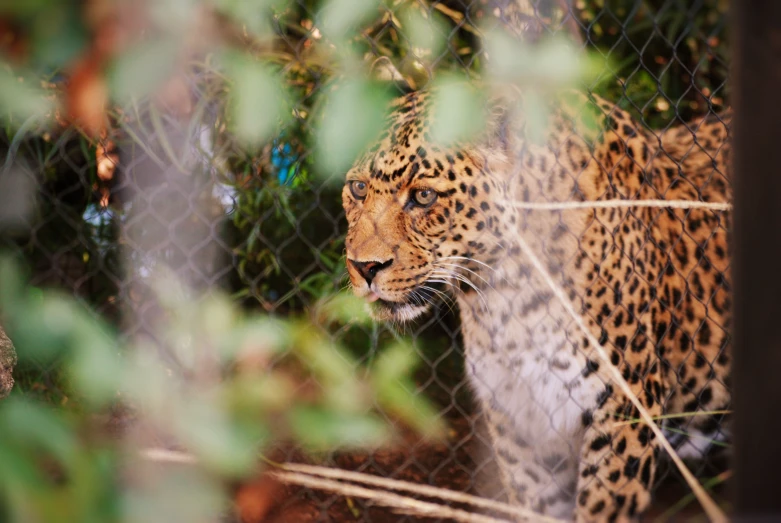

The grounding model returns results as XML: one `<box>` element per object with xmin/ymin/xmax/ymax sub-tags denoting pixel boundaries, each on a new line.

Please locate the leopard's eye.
<box><xmin>411</xmin><ymin>188</ymin><xmax>437</xmax><ymax>207</ymax></box>
<box><xmin>349</xmin><ymin>180</ymin><xmax>368</xmax><ymax>200</ymax></box>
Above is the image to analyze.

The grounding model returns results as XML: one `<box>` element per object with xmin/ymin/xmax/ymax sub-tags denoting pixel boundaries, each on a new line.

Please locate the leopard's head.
<box><xmin>342</xmin><ymin>90</ymin><xmax>516</xmax><ymax>321</ymax></box>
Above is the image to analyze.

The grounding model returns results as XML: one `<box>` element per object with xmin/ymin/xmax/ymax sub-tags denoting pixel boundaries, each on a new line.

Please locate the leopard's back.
<box><xmin>571</xmin><ymin>101</ymin><xmax>732</xmax><ymax>448</ymax></box>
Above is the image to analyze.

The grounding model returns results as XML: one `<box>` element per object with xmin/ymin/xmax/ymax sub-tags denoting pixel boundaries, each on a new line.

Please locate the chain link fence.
<box><xmin>0</xmin><ymin>0</ymin><xmax>731</xmax><ymax>521</ymax></box>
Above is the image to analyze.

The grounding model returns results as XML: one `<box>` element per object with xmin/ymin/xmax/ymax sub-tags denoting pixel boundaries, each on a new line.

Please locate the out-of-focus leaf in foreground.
<box><xmin>109</xmin><ymin>38</ymin><xmax>181</xmax><ymax>103</ymax></box>
<box><xmin>216</xmin><ymin>0</ymin><xmax>291</xmax><ymax>37</ymax></box>
<box><xmin>316</xmin><ymin>292</ymin><xmax>372</xmax><ymax>326</ymax></box>
<box><xmin>316</xmin><ymin>78</ymin><xmax>393</xmax><ymax>176</ymax></box>
<box><xmin>0</xmin><ymin>67</ymin><xmax>55</xmax><ymax>127</ymax></box>
<box><xmin>485</xmin><ymin>33</ymin><xmax>604</xmax><ymax>87</ymax></box>
<box><xmin>371</xmin><ymin>342</ymin><xmax>445</xmax><ymax>440</ymax></box>
<box><xmin>0</xmin><ymin>397</ymin><xmax>117</xmax><ymax>523</ymax></box>
<box><xmin>0</xmin><ymin>254</ymin><xmax>443</xmax><ymax>520</ymax></box>
<box><xmin>428</xmin><ymin>78</ymin><xmax>486</xmax><ymax>147</ymax></box>
<box><xmin>290</xmin><ymin>405</ymin><xmax>388</xmax><ymax>452</ymax></box>
<box><xmin>398</xmin><ymin>4</ymin><xmax>448</xmax><ymax>60</ymax></box>
<box><xmin>226</xmin><ymin>53</ymin><xmax>290</xmax><ymax>149</ymax></box>
<box><xmin>319</xmin><ymin>0</ymin><xmax>381</xmax><ymax>44</ymax></box>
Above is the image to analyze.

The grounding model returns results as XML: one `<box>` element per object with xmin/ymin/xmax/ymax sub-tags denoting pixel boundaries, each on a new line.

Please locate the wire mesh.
<box><xmin>0</xmin><ymin>1</ymin><xmax>731</xmax><ymax>521</ymax></box>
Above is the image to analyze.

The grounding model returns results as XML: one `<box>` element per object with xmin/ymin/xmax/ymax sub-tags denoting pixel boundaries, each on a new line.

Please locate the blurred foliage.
<box><xmin>0</xmin><ymin>0</ymin><xmax>729</xmax><ymax>519</ymax></box>
<box><xmin>0</xmin><ymin>256</ymin><xmax>443</xmax><ymax>521</ymax></box>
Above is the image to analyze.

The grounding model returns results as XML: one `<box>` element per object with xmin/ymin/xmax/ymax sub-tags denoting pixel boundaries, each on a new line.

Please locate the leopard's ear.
<box><xmin>369</xmin><ymin>56</ymin><xmax>415</xmax><ymax>96</ymax></box>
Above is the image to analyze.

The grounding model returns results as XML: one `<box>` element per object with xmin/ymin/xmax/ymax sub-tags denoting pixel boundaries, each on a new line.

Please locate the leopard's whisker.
<box><xmin>435</xmin><ymin>262</ymin><xmax>501</xmax><ymax>289</ymax></box>
<box><xmin>437</xmin><ymin>255</ymin><xmax>499</xmax><ymax>273</ymax></box>
<box><xmin>430</xmin><ymin>268</ymin><xmax>490</xmax><ymax>311</ymax></box>
<box><xmin>420</xmin><ymin>284</ymin><xmax>458</xmax><ymax>314</ymax></box>
<box><xmin>431</xmin><ymin>264</ymin><xmax>497</xmax><ymax>305</ymax></box>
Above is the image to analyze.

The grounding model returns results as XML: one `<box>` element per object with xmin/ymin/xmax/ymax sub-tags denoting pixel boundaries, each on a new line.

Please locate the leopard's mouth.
<box><xmin>366</xmin><ymin>283</ymin><xmax>442</xmax><ymax>322</ymax></box>
<box><xmin>369</xmin><ymin>298</ymin><xmax>429</xmax><ymax>322</ymax></box>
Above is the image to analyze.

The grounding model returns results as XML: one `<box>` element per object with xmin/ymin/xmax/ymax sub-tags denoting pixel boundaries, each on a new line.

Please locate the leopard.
<box><xmin>341</xmin><ymin>85</ymin><xmax>731</xmax><ymax>522</ymax></box>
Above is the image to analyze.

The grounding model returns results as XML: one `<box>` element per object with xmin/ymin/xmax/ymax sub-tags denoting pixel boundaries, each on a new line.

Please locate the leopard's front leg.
<box><xmin>481</xmin><ymin>399</ymin><xmax>580</xmax><ymax>519</ymax></box>
<box><xmin>575</xmin><ymin>382</ymin><xmax>663</xmax><ymax>523</ymax></box>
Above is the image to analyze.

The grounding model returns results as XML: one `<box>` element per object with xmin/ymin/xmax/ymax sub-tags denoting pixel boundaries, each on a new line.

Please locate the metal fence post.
<box><xmin>732</xmin><ymin>0</ymin><xmax>781</xmax><ymax>518</ymax></box>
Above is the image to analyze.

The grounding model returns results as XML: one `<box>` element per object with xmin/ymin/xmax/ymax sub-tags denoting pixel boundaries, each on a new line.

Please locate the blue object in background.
<box><xmin>271</xmin><ymin>138</ymin><xmax>298</xmax><ymax>185</ymax></box>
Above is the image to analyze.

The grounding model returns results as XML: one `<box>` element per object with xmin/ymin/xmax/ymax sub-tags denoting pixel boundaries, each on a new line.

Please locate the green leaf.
<box><xmin>428</xmin><ymin>79</ymin><xmax>486</xmax><ymax>146</ymax></box>
<box><xmin>485</xmin><ymin>33</ymin><xmax>604</xmax><ymax>88</ymax></box>
<box><xmin>319</xmin><ymin>0</ymin><xmax>381</xmax><ymax>42</ymax></box>
<box><xmin>226</xmin><ymin>54</ymin><xmax>290</xmax><ymax>147</ymax></box>
<box><xmin>371</xmin><ymin>342</ymin><xmax>444</xmax><ymax>439</ymax></box>
<box><xmin>0</xmin><ymin>438</ymin><xmax>45</xmax><ymax>492</ymax></box>
<box><xmin>372</xmin><ymin>342</ymin><xmax>417</xmax><ymax>379</ymax></box>
<box><xmin>290</xmin><ymin>406</ymin><xmax>389</xmax><ymax>451</ymax></box>
<box><xmin>521</xmin><ymin>89</ymin><xmax>550</xmax><ymax>145</ymax></box>
<box><xmin>292</xmin><ymin>327</ymin><xmax>355</xmax><ymax>384</ymax></box>
<box><xmin>109</xmin><ymin>38</ymin><xmax>180</xmax><ymax>102</ymax></box>
<box><xmin>399</xmin><ymin>5</ymin><xmax>448</xmax><ymax>58</ymax></box>
<box><xmin>30</xmin><ymin>4</ymin><xmax>88</xmax><ymax>70</ymax></box>
<box><xmin>122</xmin><ymin>467</ymin><xmax>226</xmax><ymax>523</ymax></box>
<box><xmin>318</xmin><ymin>293</ymin><xmax>371</xmax><ymax>326</ymax></box>
<box><xmin>7</xmin><ymin>294</ymin><xmax>78</xmax><ymax>364</ymax></box>
<box><xmin>226</xmin><ymin>373</ymin><xmax>293</xmax><ymax>415</ymax></box>
<box><xmin>179</xmin><ymin>409</ymin><xmax>260</xmax><ymax>477</ymax></box>
<box><xmin>316</xmin><ymin>78</ymin><xmax>393</xmax><ymax>175</ymax></box>
<box><xmin>197</xmin><ymin>293</ymin><xmax>237</xmax><ymax>342</ymax></box>
<box><xmin>0</xmin><ymin>398</ymin><xmax>78</xmax><ymax>469</ymax></box>
<box><xmin>373</xmin><ymin>377</ymin><xmax>444</xmax><ymax>440</ymax></box>
<box><xmin>215</xmin><ymin>0</ymin><xmax>290</xmax><ymax>37</ymax></box>
<box><xmin>0</xmin><ymin>67</ymin><xmax>54</xmax><ymax>125</ymax></box>
<box><xmin>67</xmin><ymin>331</ymin><xmax>122</xmax><ymax>407</ymax></box>
<box><xmin>218</xmin><ymin>316</ymin><xmax>289</xmax><ymax>361</ymax></box>
<box><xmin>147</xmin><ymin>0</ymin><xmax>201</xmax><ymax>35</ymax></box>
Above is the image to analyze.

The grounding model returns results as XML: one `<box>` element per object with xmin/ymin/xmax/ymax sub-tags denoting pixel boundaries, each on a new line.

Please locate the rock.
<box><xmin>0</xmin><ymin>325</ymin><xmax>16</xmax><ymax>398</ymax></box>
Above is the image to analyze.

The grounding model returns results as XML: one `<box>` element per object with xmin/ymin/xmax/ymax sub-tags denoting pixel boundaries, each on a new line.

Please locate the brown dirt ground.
<box><xmin>240</xmin><ymin>413</ymin><xmax>730</xmax><ymax>523</ymax></box>
<box><xmin>102</xmin><ymin>363</ymin><xmax>729</xmax><ymax>522</ymax></box>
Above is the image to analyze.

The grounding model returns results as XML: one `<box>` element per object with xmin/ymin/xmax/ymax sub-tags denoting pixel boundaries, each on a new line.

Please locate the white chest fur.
<box><xmin>458</xmin><ymin>279</ymin><xmax>604</xmax><ymax>453</ymax></box>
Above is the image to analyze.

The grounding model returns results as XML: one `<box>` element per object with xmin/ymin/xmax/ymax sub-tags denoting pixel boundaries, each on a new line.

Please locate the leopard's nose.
<box><xmin>348</xmin><ymin>259</ymin><xmax>393</xmax><ymax>286</ymax></box>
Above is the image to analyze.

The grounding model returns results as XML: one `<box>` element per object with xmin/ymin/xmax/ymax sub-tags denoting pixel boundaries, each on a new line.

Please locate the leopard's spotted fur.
<box><xmin>342</xmin><ymin>89</ymin><xmax>731</xmax><ymax>521</ymax></box>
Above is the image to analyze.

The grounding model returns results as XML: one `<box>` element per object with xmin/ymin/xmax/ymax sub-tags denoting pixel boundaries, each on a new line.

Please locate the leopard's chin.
<box><xmin>368</xmin><ymin>298</ymin><xmax>430</xmax><ymax>322</ymax></box>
